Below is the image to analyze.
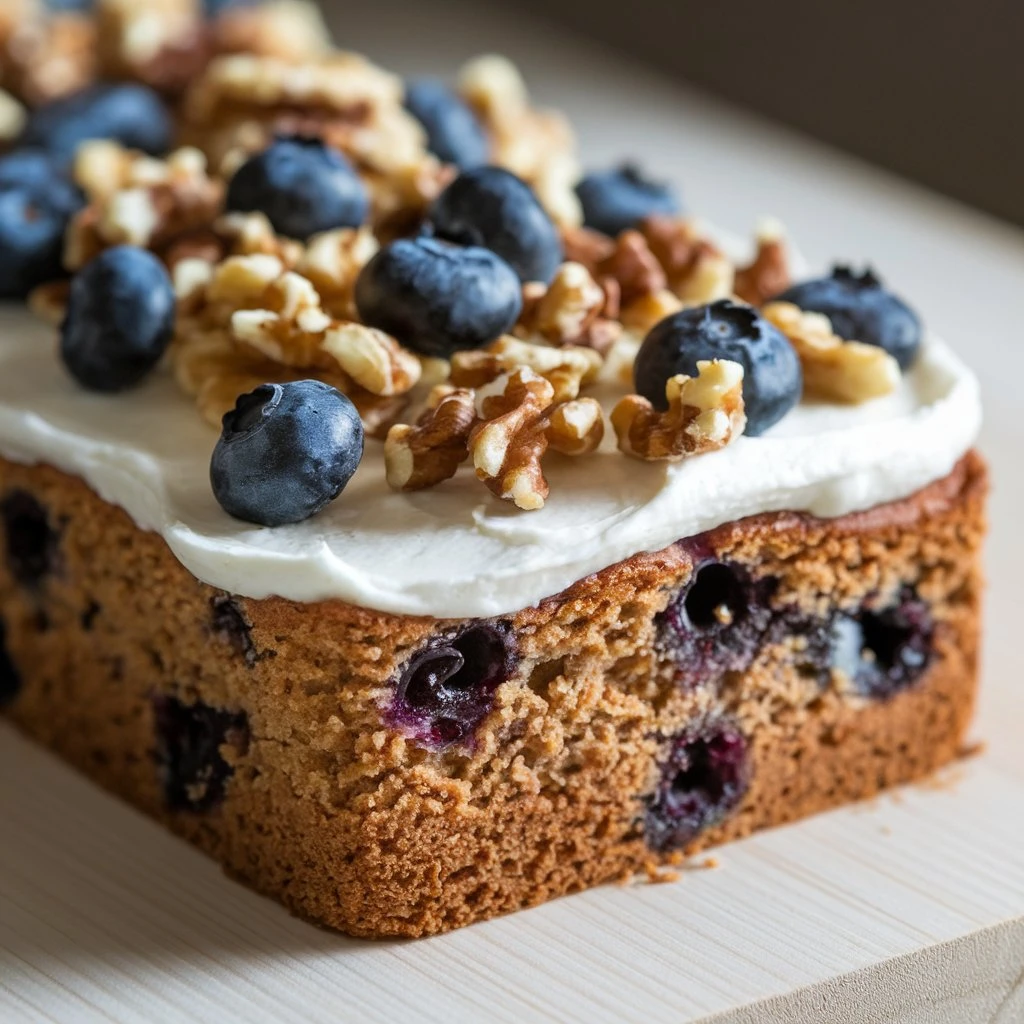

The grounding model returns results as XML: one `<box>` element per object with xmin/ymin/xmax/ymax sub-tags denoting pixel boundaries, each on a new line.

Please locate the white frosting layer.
<box><xmin>0</xmin><ymin>306</ymin><xmax>981</xmax><ymax>617</ymax></box>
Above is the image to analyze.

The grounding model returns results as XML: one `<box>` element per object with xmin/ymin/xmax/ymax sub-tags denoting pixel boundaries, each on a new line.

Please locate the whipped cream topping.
<box><xmin>0</xmin><ymin>302</ymin><xmax>980</xmax><ymax>617</ymax></box>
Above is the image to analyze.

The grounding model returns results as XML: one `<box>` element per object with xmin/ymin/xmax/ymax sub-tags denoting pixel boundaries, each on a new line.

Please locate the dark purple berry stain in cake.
<box><xmin>210</xmin><ymin>596</ymin><xmax>259</xmax><ymax>666</ymax></box>
<box><xmin>1</xmin><ymin>490</ymin><xmax>60</xmax><ymax>589</ymax></box>
<box><xmin>830</xmin><ymin>588</ymin><xmax>934</xmax><ymax>698</ymax></box>
<box><xmin>81</xmin><ymin>600</ymin><xmax>101</xmax><ymax>632</ymax></box>
<box><xmin>388</xmin><ymin>622</ymin><xmax>518</xmax><ymax>748</ymax></box>
<box><xmin>152</xmin><ymin>694</ymin><xmax>248</xmax><ymax>812</ymax></box>
<box><xmin>0</xmin><ymin>618</ymin><xmax>21</xmax><ymax>707</ymax></box>
<box><xmin>657</xmin><ymin>560</ymin><xmax>777</xmax><ymax>687</ymax></box>
<box><xmin>644</xmin><ymin>719</ymin><xmax>750</xmax><ymax>852</ymax></box>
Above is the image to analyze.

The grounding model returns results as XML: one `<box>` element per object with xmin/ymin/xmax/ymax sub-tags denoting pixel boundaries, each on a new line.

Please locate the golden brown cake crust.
<box><xmin>0</xmin><ymin>451</ymin><xmax>987</xmax><ymax>937</ymax></box>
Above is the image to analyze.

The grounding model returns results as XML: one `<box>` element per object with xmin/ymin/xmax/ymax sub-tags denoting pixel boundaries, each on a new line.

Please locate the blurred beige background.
<box><xmin>509</xmin><ymin>0</ymin><xmax>1024</xmax><ymax>228</ymax></box>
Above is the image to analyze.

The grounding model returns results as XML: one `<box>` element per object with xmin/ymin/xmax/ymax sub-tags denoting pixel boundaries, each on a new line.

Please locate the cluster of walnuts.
<box><xmin>9</xmin><ymin>2</ymin><xmax>903</xmax><ymax>512</ymax></box>
<box><xmin>170</xmin><ymin>206</ymin><xmax>782</xmax><ymax>510</ymax></box>
<box><xmin>0</xmin><ymin>0</ymin><xmax>333</xmax><ymax>111</ymax></box>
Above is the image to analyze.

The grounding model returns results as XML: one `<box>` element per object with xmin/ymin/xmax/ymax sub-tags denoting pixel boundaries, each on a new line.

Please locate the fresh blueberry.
<box><xmin>658</xmin><ymin>560</ymin><xmax>776</xmax><ymax>688</ymax></box>
<box><xmin>635</xmin><ymin>299</ymin><xmax>802</xmax><ymax>436</ymax></box>
<box><xmin>20</xmin><ymin>84</ymin><xmax>174</xmax><ymax>161</ymax></box>
<box><xmin>1</xmin><ymin>491</ymin><xmax>60</xmax><ymax>590</ymax></box>
<box><xmin>153</xmin><ymin>695</ymin><xmax>248</xmax><ymax>812</ymax></box>
<box><xmin>830</xmin><ymin>590</ymin><xmax>933</xmax><ymax>698</ymax></box>
<box><xmin>774</xmin><ymin>266</ymin><xmax>922</xmax><ymax>370</ymax></box>
<box><xmin>430</xmin><ymin>166</ymin><xmax>562</xmax><ymax>284</ymax></box>
<box><xmin>211</xmin><ymin>380</ymin><xmax>364</xmax><ymax>527</ymax></box>
<box><xmin>388</xmin><ymin>623</ymin><xmax>518</xmax><ymax>748</ymax></box>
<box><xmin>60</xmin><ymin>246</ymin><xmax>175</xmax><ymax>391</ymax></box>
<box><xmin>0</xmin><ymin>176</ymin><xmax>83</xmax><ymax>299</ymax></box>
<box><xmin>645</xmin><ymin>720</ymin><xmax>750</xmax><ymax>852</ymax></box>
<box><xmin>355</xmin><ymin>235</ymin><xmax>522</xmax><ymax>358</ymax></box>
<box><xmin>0</xmin><ymin>619</ymin><xmax>21</xmax><ymax>708</ymax></box>
<box><xmin>576</xmin><ymin>163</ymin><xmax>681</xmax><ymax>237</ymax></box>
<box><xmin>225</xmin><ymin>136</ymin><xmax>369</xmax><ymax>242</ymax></box>
<box><xmin>0</xmin><ymin>149</ymin><xmax>69</xmax><ymax>190</ymax></box>
<box><xmin>404</xmin><ymin>78</ymin><xmax>489</xmax><ymax>169</ymax></box>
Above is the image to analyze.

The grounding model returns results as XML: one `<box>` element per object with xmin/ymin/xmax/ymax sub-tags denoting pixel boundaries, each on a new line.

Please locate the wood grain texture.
<box><xmin>3</xmin><ymin>0</ymin><xmax>1024</xmax><ymax>1020</ymax></box>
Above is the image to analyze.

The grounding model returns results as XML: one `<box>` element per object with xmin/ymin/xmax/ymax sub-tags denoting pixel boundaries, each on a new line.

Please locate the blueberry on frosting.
<box><xmin>576</xmin><ymin>163</ymin><xmax>681</xmax><ymax>237</ymax></box>
<box><xmin>355</xmin><ymin>236</ymin><xmax>523</xmax><ymax>358</ymax></box>
<box><xmin>634</xmin><ymin>299</ymin><xmax>802</xmax><ymax>436</ymax></box>
<box><xmin>0</xmin><ymin>151</ymin><xmax>83</xmax><ymax>298</ymax></box>
<box><xmin>404</xmin><ymin>79</ymin><xmax>489</xmax><ymax>170</ymax></box>
<box><xmin>226</xmin><ymin>136</ymin><xmax>369</xmax><ymax>242</ymax></box>
<box><xmin>774</xmin><ymin>266</ymin><xmax>922</xmax><ymax>370</ymax></box>
<box><xmin>60</xmin><ymin>246</ymin><xmax>175</xmax><ymax>392</ymax></box>
<box><xmin>20</xmin><ymin>83</ymin><xmax>174</xmax><ymax>161</ymax></box>
<box><xmin>210</xmin><ymin>380</ymin><xmax>364</xmax><ymax>527</ymax></box>
<box><xmin>430</xmin><ymin>166</ymin><xmax>562</xmax><ymax>284</ymax></box>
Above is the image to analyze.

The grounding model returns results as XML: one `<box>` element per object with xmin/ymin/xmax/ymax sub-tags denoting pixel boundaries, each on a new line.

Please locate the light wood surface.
<box><xmin>3</xmin><ymin>2</ymin><xmax>1024</xmax><ymax>1020</ymax></box>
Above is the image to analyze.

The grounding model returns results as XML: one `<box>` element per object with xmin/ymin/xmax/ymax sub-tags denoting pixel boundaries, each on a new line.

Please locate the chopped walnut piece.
<box><xmin>450</xmin><ymin>336</ymin><xmax>601</xmax><ymax>403</ymax></box>
<box><xmin>0</xmin><ymin>0</ymin><xmax>34</xmax><ymax>49</ymax></box>
<box><xmin>469</xmin><ymin>369</ymin><xmax>555</xmax><ymax>510</ymax></box>
<box><xmin>531</xmin><ymin>262</ymin><xmax>606</xmax><ymax>345</ymax></box>
<box><xmin>596</xmin><ymin>230</ymin><xmax>666</xmax><ymax>305</ymax></box>
<box><xmin>204</xmin><ymin>253</ymin><xmax>285</xmax><ymax>310</ymax></box>
<box><xmin>734</xmin><ymin>218</ymin><xmax>791</xmax><ymax>306</ymax></box>
<box><xmin>384</xmin><ymin>387</ymin><xmax>477</xmax><ymax>491</ymax></box>
<box><xmin>210</xmin><ymin>0</ymin><xmax>332</xmax><ymax>62</ymax></box>
<box><xmin>620</xmin><ymin>289</ymin><xmax>683</xmax><ymax>336</ymax></box>
<box><xmin>174</xmin><ymin>326</ymin><xmax>306</xmax><ymax>428</ymax></box>
<box><xmin>0</xmin><ymin>88</ymin><xmax>25</xmax><ymax>142</ymax></box>
<box><xmin>163</xmin><ymin>230</ymin><xmax>227</xmax><ymax>272</ymax></box>
<box><xmin>2</xmin><ymin>10</ymin><xmax>96</xmax><ymax>106</ymax></box>
<box><xmin>182</xmin><ymin>51</ymin><xmax>418</xmax><ymax>181</ymax></box>
<box><xmin>65</xmin><ymin>144</ymin><xmax>224</xmax><ymax>270</ymax></box>
<box><xmin>28</xmin><ymin>280</ymin><xmax>69</xmax><ymax>326</ymax></box>
<box><xmin>361</xmin><ymin>155</ymin><xmax>453</xmax><ymax>241</ymax></box>
<box><xmin>640</xmin><ymin>216</ymin><xmax>733</xmax><ymax>303</ymax></box>
<box><xmin>229</xmin><ymin>271</ymin><xmax>421</xmax><ymax>396</ymax></box>
<box><xmin>612</xmin><ymin>360</ymin><xmax>746</xmax><ymax>461</ymax></box>
<box><xmin>547</xmin><ymin>397</ymin><xmax>604</xmax><ymax>455</ymax></box>
<box><xmin>640</xmin><ymin>215</ymin><xmax>701</xmax><ymax>284</ymax></box>
<box><xmin>215</xmin><ymin>212</ymin><xmax>304</xmax><ymax>266</ymax></box>
<box><xmin>175</xmin><ymin>306</ymin><xmax>405</xmax><ymax>433</ymax></box>
<box><xmin>676</xmin><ymin>248</ymin><xmax>735</xmax><ymax>305</ymax></box>
<box><xmin>762</xmin><ymin>301</ymin><xmax>900</xmax><ymax>403</ymax></box>
<box><xmin>320</xmin><ymin>323</ymin><xmax>421</xmax><ymax>397</ymax></box>
<box><xmin>578</xmin><ymin>317</ymin><xmax>624</xmax><ymax>357</ymax></box>
<box><xmin>296</xmin><ymin>226</ymin><xmax>379</xmax><ymax>319</ymax></box>
<box><xmin>95</xmin><ymin>0</ymin><xmax>206</xmax><ymax>96</ymax></box>
<box><xmin>173</xmin><ymin>256</ymin><xmax>215</xmax><ymax>308</ymax></box>
<box><xmin>458</xmin><ymin>54</ymin><xmax>582</xmax><ymax>227</ymax></box>
<box><xmin>560</xmin><ymin>225</ymin><xmax>615</xmax><ymax>271</ymax></box>
<box><xmin>465</xmin><ymin>368</ymin><xmax>602</xmax><ymax>510</ymax></box>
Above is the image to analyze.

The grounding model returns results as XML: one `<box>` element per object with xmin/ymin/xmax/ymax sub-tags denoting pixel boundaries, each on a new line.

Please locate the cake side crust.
<box><xmin>0</xmin><ymin>451</ymin><xmax>987</xmax><ymax>937</ymax></box>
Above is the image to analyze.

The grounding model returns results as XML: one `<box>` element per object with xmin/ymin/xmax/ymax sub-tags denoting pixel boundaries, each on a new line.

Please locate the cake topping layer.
<box><xmin>0</xmin><ymin>3</ymin><xmax>983</xmax><ymax>615</ymax></box>
<box><xmin>0</xmin><ymin>304</ymin><xmax>980</xmax><ymax>615</ymax></box>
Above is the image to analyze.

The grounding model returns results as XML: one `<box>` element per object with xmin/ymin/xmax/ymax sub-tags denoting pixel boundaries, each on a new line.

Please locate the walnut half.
<box><xmin>385</xmin><ymin>387</ymin><xmax>477</xmax><ymax>491</ymax></box>
<box><xmin>762</xmin><ymin>301</ymin><xmax>899</xmax><ymax>403</ymax></box>
<box><xmin>612</xmin><ymin>360</ymin><xmax>746</xmax><ymax>460</ymax></box>
<box><xmin>468</xmin><ymin>369</ymin><xmax>604</xmax><ymax>510</ymax></box>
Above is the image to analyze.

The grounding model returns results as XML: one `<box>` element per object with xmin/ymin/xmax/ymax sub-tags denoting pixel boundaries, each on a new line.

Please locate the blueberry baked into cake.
<box><xmin>0</xmin><ymin>0</ymin><xmax>985</xmax><ymax>938</ymax></box>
